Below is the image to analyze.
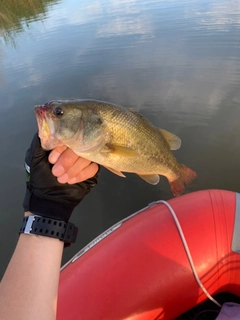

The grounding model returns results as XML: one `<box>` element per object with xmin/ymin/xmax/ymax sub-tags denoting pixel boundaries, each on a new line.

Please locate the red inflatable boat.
<box><xmin>57</xmin><ymin>189</ymin><xmax>240</xmax><ymax>319</ymax></box>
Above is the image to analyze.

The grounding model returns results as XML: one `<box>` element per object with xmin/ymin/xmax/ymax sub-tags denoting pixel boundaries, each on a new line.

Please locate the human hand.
<box><xmin>23</xmin><ymin>133</ymin><xmax>99</xmax><ymax>222</ymax></box>
<box><xmin>49</xmin><ymin>146</ymin><xmax>99</xmax><ymax>184</ymax></box>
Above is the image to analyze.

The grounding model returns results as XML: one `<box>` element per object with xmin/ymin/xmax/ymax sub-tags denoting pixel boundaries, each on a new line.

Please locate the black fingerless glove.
<box><xmin>23</xmin><ymin>133</ymin><xmax>98</xmax><ymax>222</ymax></box>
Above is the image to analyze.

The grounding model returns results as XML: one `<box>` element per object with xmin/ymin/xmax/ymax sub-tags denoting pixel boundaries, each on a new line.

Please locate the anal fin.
<box><xmin>137</xmin><ymin>174</ymin><xmax>160</xmax><ymax>185</ymax></box>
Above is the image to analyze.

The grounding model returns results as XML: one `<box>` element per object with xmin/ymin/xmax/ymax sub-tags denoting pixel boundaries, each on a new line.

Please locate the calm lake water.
<box><xmin>1</xmin><ymin>0</ymin><xmax>240</xmax><ymax>278</ymax></box>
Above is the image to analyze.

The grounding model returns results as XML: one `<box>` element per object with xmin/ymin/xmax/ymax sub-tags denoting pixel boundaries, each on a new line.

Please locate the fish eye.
<box><xmin>54</xmin><ymin>107</ymin><xmax>64</xmax><ymax>117</ymax></box>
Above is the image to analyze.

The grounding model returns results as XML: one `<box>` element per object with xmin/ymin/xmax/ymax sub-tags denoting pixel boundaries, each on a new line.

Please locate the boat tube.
<box><xmin>57</xmin><ymin>189</ymin><xmax>240</xmax><ymax>320</ymax></box>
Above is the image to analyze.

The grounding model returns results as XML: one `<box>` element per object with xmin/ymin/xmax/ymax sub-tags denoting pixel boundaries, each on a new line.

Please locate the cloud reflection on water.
<box><xmin>0</xmin><ymin>0</ymin><xmax>240</xmax><ymax>119</ymax></box>
<box><xmin>1</xmin><ymin>0</ymin><xmax>240</xmax><ymax>279</ymax></box>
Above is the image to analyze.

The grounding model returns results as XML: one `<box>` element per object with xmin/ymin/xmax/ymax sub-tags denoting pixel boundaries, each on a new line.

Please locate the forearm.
<box><xmin>0</xmin><ymin>134</ymin><xmax>97</xmax><ymax>320</ymax></box>
<box><xmin>0</xmin><ymin>217</ymin><xmax>64</xmax><ymax>320</ymax></box>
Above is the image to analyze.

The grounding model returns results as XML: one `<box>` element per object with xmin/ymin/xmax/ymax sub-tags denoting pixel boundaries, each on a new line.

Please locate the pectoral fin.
<box><xmin>105</xmin><ymin>166</ymin><xmax>126</xmax><ymax>178</ymax></box>
<box><xmin>159</xmin><ymin>129</ymin><xmax>181</xmax><ymax>150</ymax></box>
<box><xmin>103</xmin><ymin>144</ymin><xmax>138</xmax><ymax>157</ymax></box>
<box><xmin>137</xmin><ymin>174</ymin><xmax>160</xmax><ymax>185</ymax></box>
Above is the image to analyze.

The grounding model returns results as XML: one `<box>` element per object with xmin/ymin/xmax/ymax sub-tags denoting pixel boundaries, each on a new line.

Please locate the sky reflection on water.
<box><xmin>1</xmin><ymin>0</ymin><xmax>240</xmax><ymax>276</ymax></box>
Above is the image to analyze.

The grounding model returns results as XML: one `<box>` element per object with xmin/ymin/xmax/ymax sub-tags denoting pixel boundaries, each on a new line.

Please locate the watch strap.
<box><xmin>19</xmin><ymin>216</ymin><xmax>78</xmax><ymax>246</ymax></box>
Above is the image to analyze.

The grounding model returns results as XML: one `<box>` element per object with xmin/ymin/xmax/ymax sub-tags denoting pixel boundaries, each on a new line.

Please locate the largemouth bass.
<box><xmin>35</xmin><ymin>99</ymin><xmax>197</xmax><ymax>196</ymax></box>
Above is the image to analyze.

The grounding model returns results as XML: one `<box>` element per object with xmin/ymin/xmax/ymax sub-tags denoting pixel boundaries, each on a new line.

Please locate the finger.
<box><xmin>51</xmin><ymin>148</ymin><xmax>79</xmax><ymax>176</ymax></box>
<box><xmin>56</xmin><ymin>157</ymin><xmax>92</xmax><ymax>183</ymax></box>
<box><xmin>48</xmin><ymin>146</ymin><xmax>68</xmax><ymax>164</ymax></box>
<box><xmin>68</xmin><ymin>162</ymin><xmax>99</xmax><ymax>184</ymax></box>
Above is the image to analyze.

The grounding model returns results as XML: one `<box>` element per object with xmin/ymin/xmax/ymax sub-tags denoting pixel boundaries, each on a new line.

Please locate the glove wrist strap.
<box><xmin>23</xmin><ymin>190</ymin><xmax>75</xmax><ymax>221</ymax></box>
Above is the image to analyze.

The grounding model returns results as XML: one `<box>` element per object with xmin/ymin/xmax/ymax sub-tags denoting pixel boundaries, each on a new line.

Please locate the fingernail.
<box><xmin>49</xmin><ymin>152</ymin><xmax>61</xmax><ymax>164</ymax></box>
<box><xmin>68</xmin><ymin>177</ymin><xmax>76</xmax><ymax>184</ymax></box>
<box><xmin>52</xmin><ymin>165</ymin><xmax>65</xmax><ymax>176</ymax></box>
<box><xmin>57</xmin><ymin>174</ymin><xmax>68</xmax><ymax>183</ymax></box>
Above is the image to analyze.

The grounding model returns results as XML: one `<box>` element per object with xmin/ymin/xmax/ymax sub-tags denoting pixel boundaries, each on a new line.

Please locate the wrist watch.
<box><xmin>19</xmin><ymin>215</ymin><xmax>78</xmax><ymax>247</ymax></box>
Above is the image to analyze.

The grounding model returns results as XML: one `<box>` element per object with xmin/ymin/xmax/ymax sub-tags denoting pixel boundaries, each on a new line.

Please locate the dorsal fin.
<box><xmin>128</xmin><ymin>108</ymin><xmax>145</xmax><ymax>119</ymax></box>
<box><xmin>159</xmin><ymin>129</ymin><xmax>181</xmax><ymax>150</ymax></box>
<box><xmin>128</xmin><ymin>108</ymin><xmax>181</xmax><ymax>150</ymax></box>
<box><xmin>128</xmin><ymin>108</ymin><xmax>139</xmax><ymax>114</ymax></box>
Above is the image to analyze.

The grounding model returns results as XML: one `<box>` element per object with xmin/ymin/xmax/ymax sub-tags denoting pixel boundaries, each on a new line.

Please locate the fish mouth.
<box><xmin>34</xmin><ymin>104</ymin><xmax>57</xmax><ymax>150</ymax></box>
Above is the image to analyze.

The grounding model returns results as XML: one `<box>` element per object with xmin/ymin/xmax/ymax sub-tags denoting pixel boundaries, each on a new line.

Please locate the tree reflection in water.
<box><xmin>0</xmin><ymin>0</ymin><xmax>59</xmax><ymax>44</ymax></box>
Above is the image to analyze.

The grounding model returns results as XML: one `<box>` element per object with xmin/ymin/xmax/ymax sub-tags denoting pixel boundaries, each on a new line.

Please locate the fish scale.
<box><xmin>95</xmin><ymin>101</ymin><xmax>178</xmax><ymax>174</ymax></box>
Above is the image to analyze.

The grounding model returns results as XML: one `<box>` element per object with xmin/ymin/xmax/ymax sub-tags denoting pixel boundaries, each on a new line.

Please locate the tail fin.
<box><xmin>170</xmin><ymin>165</ymin><xmax>197</xmax><ymax>197</ymax></box>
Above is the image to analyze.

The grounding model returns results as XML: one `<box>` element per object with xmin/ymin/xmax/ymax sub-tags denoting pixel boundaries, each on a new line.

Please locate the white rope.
<box><xmin>158</xmin><ymin>200</ymin><xmax>221</xmax><ymax>308</ymax></box>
